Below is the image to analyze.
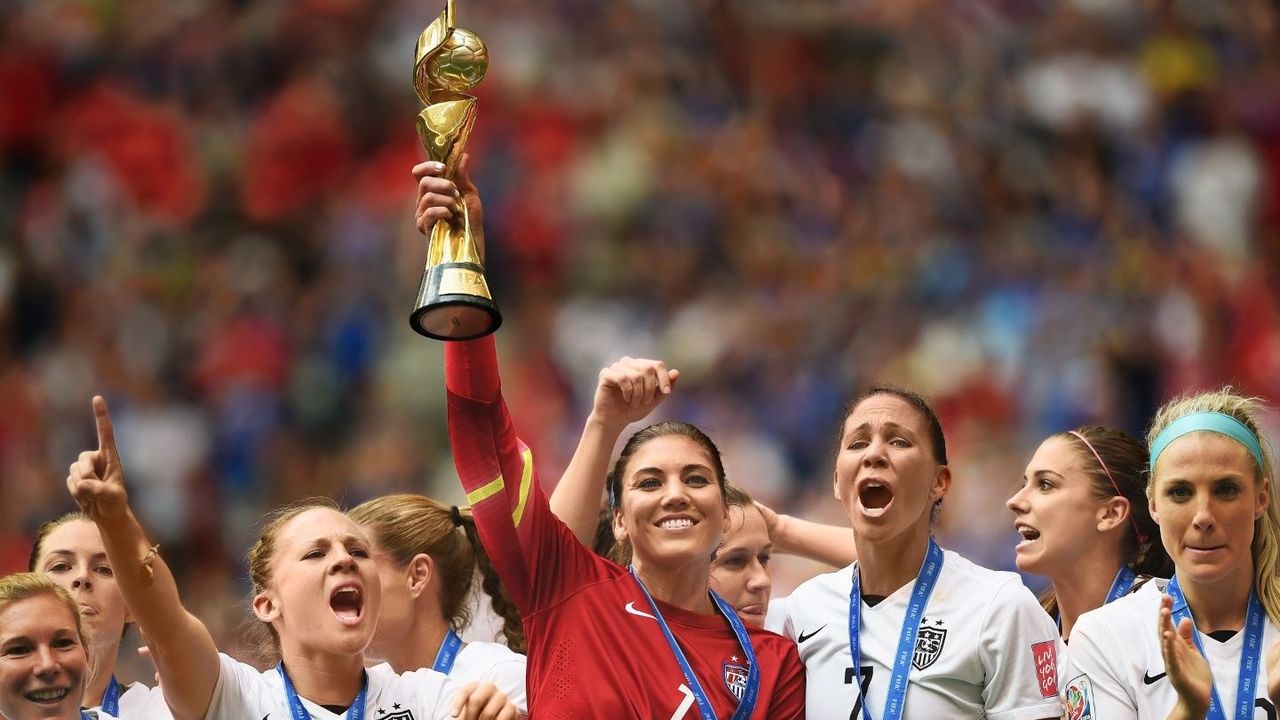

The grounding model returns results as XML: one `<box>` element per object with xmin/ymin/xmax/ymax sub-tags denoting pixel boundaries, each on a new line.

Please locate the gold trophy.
<box><xmin>409</xmin><ymin>0</ymin><xmax>501</xmax><ymax>340</ymax></box>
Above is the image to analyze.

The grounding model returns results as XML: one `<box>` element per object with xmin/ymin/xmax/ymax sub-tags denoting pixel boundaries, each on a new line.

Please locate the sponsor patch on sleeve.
<box><xmin>1064</xmin><ymin>673</ymin><xmax>1095</xmax><ymax>720</ymax></box>
<box><xmin>1031</xmin><ymin>640</ymin><xmax>1058</xmax><ymax>698</ymax></box>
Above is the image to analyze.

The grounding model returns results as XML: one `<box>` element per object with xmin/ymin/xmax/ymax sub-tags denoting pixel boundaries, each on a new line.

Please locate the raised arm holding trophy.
<box><xmin>410</xmin><ymin>0</ymin><xmax>501</xmax><ymax>340</ymax></box>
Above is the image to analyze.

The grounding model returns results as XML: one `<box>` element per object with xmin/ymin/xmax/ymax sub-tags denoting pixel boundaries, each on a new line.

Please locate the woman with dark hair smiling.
<box><xmin>416</xmin><ymin>159</ymin><xmax>806</xmax><ymax>717</ymax></box>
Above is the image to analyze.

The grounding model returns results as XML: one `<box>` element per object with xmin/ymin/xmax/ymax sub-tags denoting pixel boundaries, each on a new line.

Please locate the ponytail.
<box><xmin>456</xmin><ymin>509</ymin><xmax>525</xmax><ymax>653</ymax></box>
<box><xmin>350</xmin><ymin>494</ymin><xmax>526</xmax><ymax>652</ymax></box>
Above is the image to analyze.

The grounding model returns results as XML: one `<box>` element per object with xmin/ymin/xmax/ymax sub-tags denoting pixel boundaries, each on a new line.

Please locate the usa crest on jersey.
<box><xmin>723</xmin><ymin>663</ymin><xmax>749</xmax><ymax>700</ymax></box>
<box><xmin>912</xmin><ymin>624</ymin><xmax>947</xmax><ymax>670</ymax></box>
<box><xmin>378</xmin><ymin>710</ymin><xmax>413</xmax><ymax>720</ymax></box>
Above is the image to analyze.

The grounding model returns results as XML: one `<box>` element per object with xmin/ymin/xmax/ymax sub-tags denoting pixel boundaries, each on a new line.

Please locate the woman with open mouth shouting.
<box><xmin>0</xmin><ymin>572</ymin><xmax>116</xmax><ymax>720</ymax></box>
<box><xmin>782</xmin><ymin>385</ymin><xmax>1063</xmax><ymax>719</ymax></box>
<box><xmin>1007</xmin><ymin>426</ymin><xmax>1173</xmax><ymax>640</ymax></box>
<box><xmin>418</xmin><ymin>159</ymin><xmax>805</xmax><ymax>718</ymax></box>
<box><xmin>1065</xmin><ymin>389</ymin><xmax>1280</xmax><ymax>718</ymax></box>
<box><xmin>27</xmin><ymin>513</ymin><xmax>169</xmax><ymax>718</ymax></box>
<box><xmin>63</xmin><ymin>396</ymin><xmax>515</xmax><ymax>720</ymax></box>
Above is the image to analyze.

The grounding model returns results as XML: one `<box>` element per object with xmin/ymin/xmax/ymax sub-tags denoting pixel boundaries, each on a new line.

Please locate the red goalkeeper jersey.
<box><xmin>445</xmin><ymin>336</ymin><xmax>805</xmax><ymax>720</ymax></box>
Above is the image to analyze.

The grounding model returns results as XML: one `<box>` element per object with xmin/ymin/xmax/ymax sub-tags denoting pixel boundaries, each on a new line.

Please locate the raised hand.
<box><xmin>1160</xmin><ymin>593</ymin><xmax>1211</xmax><ymax>719</ymax></box>
<box><xmin>590</xmin><ymin>357</ymin><xmax>680</xmax><ymax>432</ymax></box>
<box><xmin>413</xmin><ymin>153</ymin><xmax>485</xmax><ymax>260</ymax></box>
<box><xmin>66</xmin><ymin>396</ymin><xmax>130</xmax><ymax>523</ymax></box>
<box><xmin>449</xmin><ymin>680</ymin><xmax>521</xmax><ymax>720</ymax></box>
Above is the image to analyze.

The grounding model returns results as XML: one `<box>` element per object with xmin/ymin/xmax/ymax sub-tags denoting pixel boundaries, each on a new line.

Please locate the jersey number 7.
<box><xmin>845</xmin><ymin>665</ymin><xmax>874</xmax><ymax>719</ymax></box>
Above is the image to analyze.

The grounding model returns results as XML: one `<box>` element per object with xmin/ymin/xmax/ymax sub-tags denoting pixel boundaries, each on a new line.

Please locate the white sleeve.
<box><xmin>118</xmin><ymin>683</ymin><xmax>174</xmax><ymax>719</ymax></box>
<box><xmin>475</xmin><ymin>655</ymin><xmax>528</xmax><ymax>715</ymax></box>
<box><xmin>781</xmin><ymin>592</ymin><xmax>798</xmax><ymax>641</ymax></box>
<box><xmin>203</xmin><ymin>653</ymin><xmax>272</xmax><ymax>719</ymax></box>
<box><xmin>398</xmin><ymin>667</ymin><xmax>463</xmax><ymax>720</ymax></box>
<box><xmin>978</xmin><ymin>578</ymin><xmax>1066</xmax><ymax>720</ymax></box>
<box><xmin>764</xmin><ymin>595</ymin><xmax>789</xmax><ymax>635</ymax></box>
<box><xmin>1063</xmin><ymin>613</ymin><xmax>1138</xmax><ymax>720</ymax></box>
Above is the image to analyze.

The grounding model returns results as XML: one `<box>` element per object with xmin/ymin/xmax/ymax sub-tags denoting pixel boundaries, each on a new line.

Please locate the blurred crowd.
<box><xmin>2</xmin><ymin>0</ymin><xmax>1279</xmax><ymax>661</ymax></box>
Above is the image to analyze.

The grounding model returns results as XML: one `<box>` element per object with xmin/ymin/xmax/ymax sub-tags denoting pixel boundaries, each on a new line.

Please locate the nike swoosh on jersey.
<box><xmin>625</xmin><ymin>601</ymin><xmax>657</xmax><ymax>620</ymax></box>
<box><xmin>1143</xmin><ymin>670</ymin><xmax>1166</xmax><ymax>685</ymax></box>
<box><xmin>797</xmin><ymin>624</ymin><xmax>827</xmax><ymax>643</ymax></box>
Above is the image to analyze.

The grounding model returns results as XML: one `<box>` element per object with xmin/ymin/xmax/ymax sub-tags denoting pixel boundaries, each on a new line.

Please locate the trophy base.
<box><xmin>411</xmin><ymin>262</ymin><xmax>502</xmax><ymax>341</ymax></box>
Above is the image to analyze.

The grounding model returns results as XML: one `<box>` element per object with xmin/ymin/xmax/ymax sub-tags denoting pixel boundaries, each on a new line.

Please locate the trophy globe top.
<box><xmin>427</xmin><ymin>29</ymin><xmax>488</xmax><ymax>95</ymax></box>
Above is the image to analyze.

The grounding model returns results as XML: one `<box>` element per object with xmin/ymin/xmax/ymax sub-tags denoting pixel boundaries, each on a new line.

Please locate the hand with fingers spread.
<box><xmin>413</xmin><ymin>153</ymin><xmax>486</xmax><ymax>260</ymax></box>
<box><xmin>450</xmin><ymin>681</ymin><xmax>522</xmax><ymax>720</ymax></box>
<box><xmin>590</xmin><ymin>357</ymin><xmax>680</xmax><ymax>433</ymax></box>
<box><xmin>1159</xmin><ymin>593</ymin><xmax>1212</xmax><ymax>720</ymax></box>
<box><xmin>66</xmin><ymin>396</ymin><xmax>130</xmax><ymax>523</ymax></box>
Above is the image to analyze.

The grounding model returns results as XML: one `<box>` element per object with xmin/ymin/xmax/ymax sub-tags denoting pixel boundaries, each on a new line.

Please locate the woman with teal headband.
<box><xmin>1064</xmin><ymin>388</ymin><xmax>1280</xmax><ymax>719</ymax></box>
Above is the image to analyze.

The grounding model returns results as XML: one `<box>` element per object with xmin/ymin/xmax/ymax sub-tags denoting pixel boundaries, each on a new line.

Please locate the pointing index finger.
<box><xmin>92</xmin><ymin>395</ymin><xmax>118</xmax><ymax>459</ymax></box>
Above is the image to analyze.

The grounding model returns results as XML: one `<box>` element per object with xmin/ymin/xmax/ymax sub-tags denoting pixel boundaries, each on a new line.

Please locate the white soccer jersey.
<box><xmin>206</xmin><ymin>653</ymin><xmax>459</xmax><ymax>720</ymax></box>
<box><xmin>451</xmin><ymin>641</ymin><xmax>527</xmax><ymax>715</ymax></box>
<box><xmin>1065</xmin><ymin>579</ymin><xmax>1279</xmax><ymax>719</ymax></box>
<box><xmin>784</xmin><ymin>550</ymin><xmax>1063</xmax><ymax>720</ymax></box>
<box><xmin>88</xmin><ymin>681</ymin><xmax>172</xmax><ymax>719</ymax></box>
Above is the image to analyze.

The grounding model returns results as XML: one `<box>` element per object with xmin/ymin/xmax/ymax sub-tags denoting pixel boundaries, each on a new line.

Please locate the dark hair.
<box><xmin>606</xmin><ymin>420</ymin><xmax>727</xmax><ymax>510</ymax></box>
<box><xmin>28</xmin><ymin>511</ymin><xmax>91</xmax><ymax>572</ymax></box>
<box><xmin>593</xmin><ymin>507</ymin><xmax>632</xmax><ymax>565</ymax></box>
<box><xmin>842</xmin><ymin>385</ymin><xmax>948</xmax><ymax>465</ymax></box>
<box><xmin>842</xmin><ymin>385</ymin><xmax>948</xmax><ymax>522</ymax></box>
<box><xmin>1039</xmin><ymin>426</ymin><xmax>1173</xmax><ymax>618</ymax></box>
<box><xmin>349</xmin><ymin>494</ymin><xmax>525</xmax><ymax>653</ymax></box>
<box><xmin>722</xmin><ymin>483</ymin><xmax>754</xmax><ymax>509</ymax></box>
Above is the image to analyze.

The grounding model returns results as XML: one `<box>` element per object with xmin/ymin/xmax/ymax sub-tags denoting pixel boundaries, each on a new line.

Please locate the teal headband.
<box><xmin>1149</xmin><ymin>411</ymin><xmax>1266</xmax><ymax>472</ymax></box>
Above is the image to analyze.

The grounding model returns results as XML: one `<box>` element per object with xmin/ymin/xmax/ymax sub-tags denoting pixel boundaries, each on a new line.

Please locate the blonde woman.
<box><xmin>28</xmin><ymin>513</ymin><xmax>168</xmax><ymax>717</ymax></box>
<box><xmin>0</xmin><ymin>571</ymin><xmax>116</xmax><ymax>719</ymax></box>
<box><xmin>65</xmin><ymin>396</ymin><xmax>514</xmax><ymax>720</ymax></box>
<box><xmin>1066</xmin><ymin>389</ymin><xmax>1280</xmax><ymax>718</ymax></box>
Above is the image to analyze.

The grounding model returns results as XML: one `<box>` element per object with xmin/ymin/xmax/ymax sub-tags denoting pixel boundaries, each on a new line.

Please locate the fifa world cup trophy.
<box><xmin>409</xmin><ymin>0</ymin><xmax>501</xmax><ymax>340</ymax></box>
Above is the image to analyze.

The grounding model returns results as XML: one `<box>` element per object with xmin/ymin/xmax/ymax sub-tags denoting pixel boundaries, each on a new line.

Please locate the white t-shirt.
<box><xmin>88</xmin><ymin>681</ymin><xmax>172</xmax><ymax>719</ymax></box>
<box><xmin>784</xmin><ymin>550</ymin><xmax>1064</xmax><ymax>720</ymax></box>
<box><xmin>451</xmin><ymin>641</ymin><xmax>527</xmax><ymax>715</ymax></box>
<box><xmin>206</xmin><ymin>653</ymin><xmax>458</xmax><ymax>720</ymax></box>
<box><xmin>371</xmin><ymin>641</ymin><xmax>527</xmax><ymax>715</ymax></box>
<box><xmin>1066</xmin><ymin>579</ymin><xmax>1279</xmax><ymax>719</ymax></box>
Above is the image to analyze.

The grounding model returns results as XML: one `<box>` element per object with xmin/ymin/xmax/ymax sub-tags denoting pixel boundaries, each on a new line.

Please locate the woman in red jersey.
<box><xmin>547</xmin><ymin>356</ymin><xmax>856</xmax><ymax>628</ymax></box>
<box><xmin>414</xmin><ymin>159</ymin><xmax>805</xmax><ymax>719</ymax></box>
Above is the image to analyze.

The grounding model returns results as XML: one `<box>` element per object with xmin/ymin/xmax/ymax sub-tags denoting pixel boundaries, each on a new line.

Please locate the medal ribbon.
<box><xmin>432</xmin><ymin>629</ymin><xmax>464</xmax><ymax>674</ymax></box>
<box><xmin>1105</xmin><ymin>565</ymin><xmax>1138</xmax><ymax>605</ymax></box>
<box><xmin>1057</xmin><ymin>565</ymin><xmax>1138</xmax><ymax>630</ymax></box>
<box><xmin>277</xmin><ymin>662</ymin><xmax>368</xmax><ymax>720</ymax></box>
<box><xmin>629</xmin><ymin>566</ymin><xmax>760</xmax><ymax>720</ymax></box>
<box><xmin>1166</xmin><ymin>575</ymin><xmax>1264</xmax><ymax>720</ymax></box>
<box><xmin>101</xmin><ymin>675</ymin><xmax>121</xmax><ymax>716</ymax></box>
<box><xmin>849</xmin><ymin>538</ymin><xmax>945</xmax><ymax>720</ymax></box>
